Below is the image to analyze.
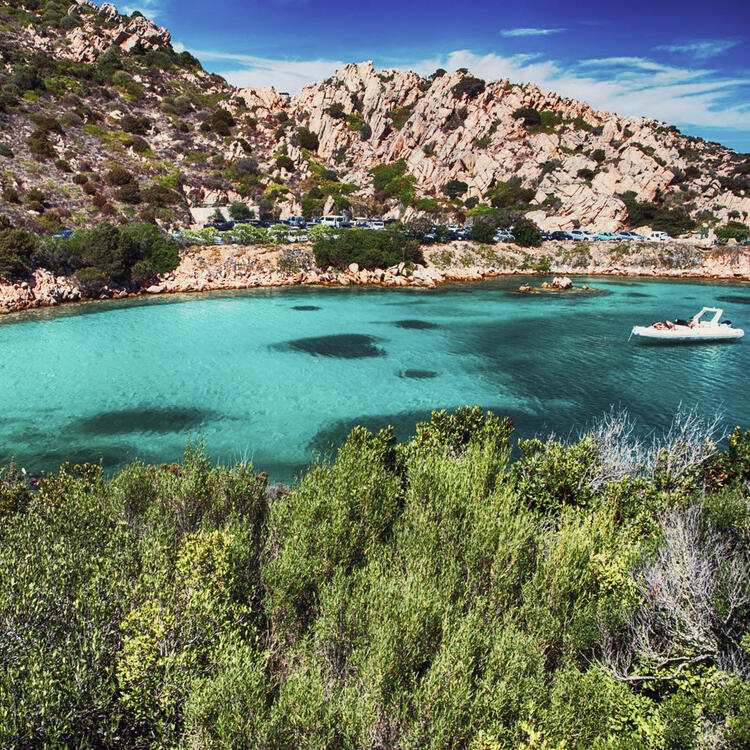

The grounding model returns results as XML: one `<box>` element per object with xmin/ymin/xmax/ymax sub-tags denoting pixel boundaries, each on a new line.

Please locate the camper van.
<box><xmin>320</xmin><ymin>215</ymin><xmax>346</xmax><ymax>228</ymax></box>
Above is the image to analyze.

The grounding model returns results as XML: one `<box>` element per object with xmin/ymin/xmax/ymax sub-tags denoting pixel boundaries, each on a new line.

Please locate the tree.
<box><xmin>228</xmin><ymin>202</ymin><xmax>254</xmax><ymax>221</ymax></box>
<box><xmin>471</xmin><ymin>217</ymin><xmax>496</xmax><ymax>243</ymax></box>
<box><xmin>512</xmin><ymin>218</ymin><xmax>542</xmax><ymax>247</ymax></box>
<box><xmin>451</xmin><ymin>75</ymin><xmax>485</xmax><ymax>99</ymax></box>
<box><xmin>442</xmin><ymin>179</ymin><xmax>469</xmax><ymax>200</ymax></box>
<box><xmin>0</xmin><ymin>228</ymin><xmax>37</xmax><ymax>277</ymax></box>
<box><xmin>511</xmin><ymin>107</ymin><xmax>541</xmax><ymax>127</ymax></box>
<box><xmin>297</xmin><ymin>127</ymin><xmax>319</xmax><ymax>151</ymax></box>
<box><xmin>210</xmin><ymin>207</ymin><xmax>226</xmax><ymax>222</ymax></box>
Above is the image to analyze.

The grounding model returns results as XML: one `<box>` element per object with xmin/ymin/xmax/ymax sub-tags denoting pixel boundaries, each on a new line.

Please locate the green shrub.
<box><xmin>297</xmin><ymin>127</ymin><xmax>319</xmax><ymax>151</ymax></box>
<box><xmin>451</xmin><ymin>75</ymin><xmax>486</xmax><ymax>99</ymax></box>
<box><xmin>275</xmin><ymin>155</ymin><xmax>295</xmax><ymax>172</ymax></box>
<box><xmin>313</xmin><ymin>227</ymin><xmax>424</xmax><ymax>270</ymax></box>
<box><xmin>512</xmin><ymin>217</ymin><xmax>542</xmax><ymax>247</ymax></box>
<box><xmin>370</xmin><ymin>159</ymin><xmax>417</xmax><ymax>205</ymax></box>
<box><xmin>0</xmin><ymin>143</ymin><xmax>13</xmax><ymax>158</ymax></box>
<box><xmin>228</xmin><ymin>202</ymin><xmax>254</xmax><ymax>221</ymax></box>
<box><xmin>471</xmin><ymin>217</ymin><xmax>495</xmax><ymax>243</ymax></box>
<box><xmin>105</xmin><ymin>165</ymin><xmax>135</xmax><ymax>186</ymax></box>
<box><xmin>388</xmin><ymin>103</ymin><xmax>415</xmax><ymax>130</ymax></box>
<box><xmin>0</xmin><ymin>228</ymin><xmax>37</xmax><ymax>277</ymax></box>
<box><xmin>359</xmin><ymin>122</ymin><xmax>372</xmax><ymax>141</ymax></box>
<box><xmin>620</xmin><ymin>191</ymin><xmax>696</xmax><ymax>235</ymax></box>
<box><xmin>512</xmin><ymin>107</ymin><xmax>541</xmax><ymax>127</ymax></box>
<box><xmin>442</xmin><ymin>179</ymin><xmax>469</xmax><ymax>199</ymax></box>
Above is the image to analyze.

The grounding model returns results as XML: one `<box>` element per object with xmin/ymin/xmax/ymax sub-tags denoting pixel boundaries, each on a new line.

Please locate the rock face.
<box><xmin>0</xmin><ymin>2</ymin><xmax>746</xmax><ymax>235</ymax></box>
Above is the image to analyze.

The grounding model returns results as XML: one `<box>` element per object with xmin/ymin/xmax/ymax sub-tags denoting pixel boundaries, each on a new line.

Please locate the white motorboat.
<box><xmin>630</xmin><ymin>307</ymin><xmax>744</xmax><ymax>342</ymax></box>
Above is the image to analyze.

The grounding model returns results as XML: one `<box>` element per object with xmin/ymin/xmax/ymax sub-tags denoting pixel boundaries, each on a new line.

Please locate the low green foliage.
<box><xmin>0</xmin><ymin>227</ymin><xmax>38</xmax><ymax>277</ymax></box>
<box><xmin>36</xmin><ymin>221</ymin><xmax>179</xmax><ymax>286</ymax></box>
<box><xmin>370</xmin><ymin>159</ymin><xmax>417</xmax><ymax>206</ymax></box>
<box><xmin>621</xmin><ymin>191</ymin><xmax>697</xmax><ymax>236</ymax></box>
<box><xmin>1</xmin><ymin>411</ymin><xmax>748</xmax><ymax>747</ymax></box>
<box><xmin>512</xmin><ymin>217</ymin><xmax>542</xmax><ymax>247</ymax></box>
<box><xmin>312</xmin><ymin>227</ymin><xmax>424</xmax><ymax>269</ymax></box>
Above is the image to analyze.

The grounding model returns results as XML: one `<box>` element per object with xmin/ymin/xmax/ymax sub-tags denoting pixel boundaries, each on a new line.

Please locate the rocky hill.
<box><xmin>1</xmin><ymin>0</ymin><xmax>749</xmax><ymax>235</ymax></box>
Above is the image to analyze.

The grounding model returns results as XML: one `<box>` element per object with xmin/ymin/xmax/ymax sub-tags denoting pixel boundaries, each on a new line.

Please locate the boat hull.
<box><xmin>631</xmin><ymin>326</ymin><xmax>744</xmax><ymax>342</ymax></box>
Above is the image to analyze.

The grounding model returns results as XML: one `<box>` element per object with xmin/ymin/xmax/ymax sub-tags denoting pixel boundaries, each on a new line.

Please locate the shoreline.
<box><xmin>2</xmin><ymin>240</ymin><xmax>749</xmax><ymax>317</ymax></box>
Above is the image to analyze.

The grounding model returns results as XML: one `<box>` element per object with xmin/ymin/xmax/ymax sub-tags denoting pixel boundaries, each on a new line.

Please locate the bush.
<box><xmin>275</xmin><ymin>155</ymin><xmax>295</xmax><ymax>172</ymax></box>
<box><xmin>46</xmin><ymin>222</ymin><xmax>180</xmax><ymax>286</ymax></box>
<box><xmin>324</xmin><ymin>102</ymin><xmax>345</xmax><ymax>119</ymax></box>
<box><xmin>359</xmin><ymin>122</ymin><xmax>372</xmax><ymax>141</ymax></box>
<box><xmin>577</xmin><ymin>168</ymin><xmax>595</xmax><ymax>181</ymax></box>
<box><xmin>119</xmin><ymin>114</ymin><xmax>151</xmax><ymax>135</ymax></box>
<box><xmin>228</xmin><ymin>202</ymin><xmax>254</xmax><ymax>221</ymax></box>
<box><xmin>620</xmin><ymin>191</ymin><xmax>697</xmax><ymax>236</ymax></box>
<box><xmin>471</xmin><ymin>217</ymin><xmax>496</xmax><ymax>243</ymax></box>
<box><xmin>370</xmin><ymin>159</ymin><xmax>417</xmax><ymax>205</ymax></box>
<box><xmin>451</xmin><ymin>75</ymin><xmax>486</xmax><ymax>99</ymax></box>
<box><xmin>297</xmin><ymin>127</ymin><xmax>319</xmax><ymax>151</ymax></box>
<box><xmin>209</xmin><ymin>108</ymin><xmax>234</xmax><ymax>135</ymax></box>
<box><xmin>313</xmin><ymin>227</ymin><xmax>424</xmax><ymax>269</ymax></box>
<box><xmin>512</xmin><ymin>217</ymin><xmax>542</xmax><ymax>247</ymax></box>
<box><xmin>230</xmin><ymin>157</ymin><xmax>259</xmax><ymax>181</ymax></box>
<box><xmin>0</xmin><ymin>228</ymin><xmax>37</xmax><ymax>277</ymax></box>
<box><xmin>73</xmin><ymin>173</ymin><xmax>89</xmax><ymax>185</ymax></box>
<box><xmin>591</xmin><ymin>148</ymin><xmax>606</xmax><ymax>163</ymax></box>
<box><xmin>106</xmin><ymin>166</ymin><xmax>135</xmax><ymax>186</ymax></box>
<box><xmin>0</xmin><ymin>143</ymin><xmax>13</xmax><ymax>158</ymax></box>
<box><xmin>512</xmin><ymin>107</ymin><xmax>541</xmax><ymax>127</ymax></box>
<box><xmin>442</xmin><ymin>179</ymin><xmax>469</xmax><ymax>200</ymax></box>
<box><xmin>0</xmin><ymin>411</ymin><xmax>749</xmax><ymax>746</ymax></box>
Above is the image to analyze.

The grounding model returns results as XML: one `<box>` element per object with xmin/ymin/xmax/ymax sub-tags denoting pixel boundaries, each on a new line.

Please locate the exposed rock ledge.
<box><xmin>1</xmin><ymin>241</ymin><xmax>748</xmax><ymax>316</ymax></box>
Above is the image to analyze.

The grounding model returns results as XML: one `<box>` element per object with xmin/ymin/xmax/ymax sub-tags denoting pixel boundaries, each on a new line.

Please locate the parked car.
<box><xmin>646</xmin><ymin>231</ymin><xmax>669</xmax><ymax>242</ymax></box>
<box><xmin>494</xmin><ymin>229</ymin><xmax>514</xmax><ymax>241</ymax></box>
<box><xmin>616</xmin><ymin>231</ymin><xmax>645</xmax><ymax>241</ymax></box>
<box><xmin>569</xmin><ymin>229</ymin><xmax>594</xmax><ymax>241</ymax></box>
<box><xmin>594</xmin><ymin>231</ymin><xmax>620</xmax><ymax>242</ymax></box>
<box><xmin>287</xmin><ymin>215</ymin><xmax>307</xmax><ymax>228</ymax></box>
<box><xmin>549</xmin><ymin>230</ymin><xmax>573</xmax><ymax>241</ymax></box>
<box><xmin>368</xmin><ymin>219</ymin><xmax>385</xmax><ymax>230</ymax></box>
<box><xmin>52</xmin><ymin>229</ymin><xmax>74</xmax><ymax>239</ymax></box>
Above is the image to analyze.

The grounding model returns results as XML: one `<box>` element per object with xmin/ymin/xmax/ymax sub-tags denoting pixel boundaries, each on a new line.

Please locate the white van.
<box><xmin>646</xmin><ymin>231</ymin><xmax>669</xmax><ymax>242</ymax></box>
<box><xmin>569</xmin><ymin>229</ymin><xmax>594</xmax><ymax>241</ymax></box>
<box><xmin>368</xmin><ymin>219</ymin><xmax>385</xmax><ymax>230</ymax></box>
<box><xmin>320</xmin><ymin>215</ymin><xmax>345</xmax><ymax>228</ymax></box>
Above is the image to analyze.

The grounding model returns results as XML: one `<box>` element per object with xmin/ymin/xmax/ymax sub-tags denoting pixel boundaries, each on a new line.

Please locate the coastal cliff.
<box><xmin>2</xmin><ymin>239</ymin><xmax>748</xmax><ymax>315</ymax></box>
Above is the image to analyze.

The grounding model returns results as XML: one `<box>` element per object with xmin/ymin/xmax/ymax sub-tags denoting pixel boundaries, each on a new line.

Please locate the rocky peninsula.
<box><xmin>1</xmin><ymin>238</ymin><xmax>748</xmax><ymax>316</ymax></box>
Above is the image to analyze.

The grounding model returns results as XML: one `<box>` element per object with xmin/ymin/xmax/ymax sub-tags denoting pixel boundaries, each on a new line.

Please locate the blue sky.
<box><xmin>124</xmin><ymin>0</ymin><xmax>749</xmax><ymax>152</ymax></box>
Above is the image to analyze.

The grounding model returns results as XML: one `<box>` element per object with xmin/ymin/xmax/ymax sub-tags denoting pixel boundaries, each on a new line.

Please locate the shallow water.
<box><xmin>1</xmin><ymin>275</ymin><xmax>749</xmax><ymax>483</ymax></box>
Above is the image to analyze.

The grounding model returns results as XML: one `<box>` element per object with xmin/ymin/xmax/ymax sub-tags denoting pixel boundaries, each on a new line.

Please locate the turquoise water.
<box><xmin>1</xmin><ymin>276</ymin><xmax>749</xmax><ymax>483</ymax></box>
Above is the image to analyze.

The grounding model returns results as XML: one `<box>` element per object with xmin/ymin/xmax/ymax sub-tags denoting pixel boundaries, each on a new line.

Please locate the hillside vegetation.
<box><xmin>1</xmin><ymin>408</ymin><xmax>749</xmax><ymax>748</ymax></box>
<box><xmin>0</xmin><ymin>0</ymin><xmax>748</xmax><ymax>238</ymax></box>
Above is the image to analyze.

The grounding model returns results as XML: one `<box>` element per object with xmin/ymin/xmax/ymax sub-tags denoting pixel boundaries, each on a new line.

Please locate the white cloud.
<box><xmin>656</xmin><ymin>40</ymin><xmax>740</xmax><ymax>59</ymax></box>
<box><xmin>189</xmin><ymin>49</ymin><xmax>344</xmax><ymax>93</ymax></box>
<box><xmin>407</xmin><ymin>49</ymin><xmax>750</xmax><ymax>130</ymax></box>
<box><xmin>122</xmin><ymin>0</ymin><xmax>167</xmax><ymax>23</ymax></box>
<box><xmin>500</xmin><ymin>27</ymin><xmax>566</xmax><ymax>37</ymax></box>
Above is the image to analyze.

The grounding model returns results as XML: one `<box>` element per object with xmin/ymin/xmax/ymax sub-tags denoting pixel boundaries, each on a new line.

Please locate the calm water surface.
<box><xmin>1</xmin><ymin>275</ymin><xmax>749</xmax><ymax>482</ymax></box>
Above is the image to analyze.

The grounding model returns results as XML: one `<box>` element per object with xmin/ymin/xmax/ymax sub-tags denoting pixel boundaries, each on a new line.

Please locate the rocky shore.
<box><xmin>1</xmin><ymin>240</ymin><xmax>749</xmax><ymax>316</ymax></box>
